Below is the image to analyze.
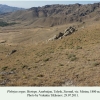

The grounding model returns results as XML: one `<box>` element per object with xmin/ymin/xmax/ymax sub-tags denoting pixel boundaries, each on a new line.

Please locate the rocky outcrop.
<box><xmin>48</xmin><ymin>32</ymin><xmax>64</xmax><ymax>41</ymax></box>
<box><xmin>63</xmin><ymin>26</ymin><xmax>77</xmax><ymax>36</ymax></box>
<box><xmin>48</xmin><ymin>26</ymin><xmax>77</xmax><ymax>41</ymax></box>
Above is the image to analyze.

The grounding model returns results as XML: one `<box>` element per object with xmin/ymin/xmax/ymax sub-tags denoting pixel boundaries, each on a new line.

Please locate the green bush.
<box><xmin>0</xmin><ymin>21</ymin><xmax>16</xmax><ymax>27</ymax></box>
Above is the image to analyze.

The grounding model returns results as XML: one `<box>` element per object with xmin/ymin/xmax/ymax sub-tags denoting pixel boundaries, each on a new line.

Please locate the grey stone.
<box><xmin>48</xmin><ymin>26</ymin><xmax>77</xmax><ymax>41</ymax></box>
<box><xmin>48</xmin><ymin>32</ymin><xmax>63</xmax><ymax>41</ymax></box>
<box><xmin>0</xmin><ymin>79</ymin><xmax>9</xmax><ymax>85</ymax></box>
<box><xmin>63</xmin><ymin>31</ymin><xmax>71</xmax><ymax>36</ymax></box>
<box><xmin>63</xmin><ymin>26</ymin><xmax>76</xmax><ymax>36</ymax></box>
<box><xmin>55</xmin><ymin>32</ymin><xmax>64</xmax><ymax>39</ymax></box>
<box><xmin>0</xmin><ymin>71</ymin><xmax>15</xmax><ymax>75</ymax></box>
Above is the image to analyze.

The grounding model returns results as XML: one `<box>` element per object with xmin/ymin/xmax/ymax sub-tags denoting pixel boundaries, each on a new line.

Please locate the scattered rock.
<box><xmin>62</xmin><ymin>79</ymin><xmax>75</xmax><ymax>86</ymax></box>
<box><xmin>40</xmin><ymin>63</ymin><xmax>45</xmax><ymax>66</ymax></box>
<box><xmin>8</xmin><ymin>50</ymin><xmax>17</xmax><ymax>55</ymax></box>
<box><xmin>0</xmin><ymin>79</ymin><xmax>9</xmax><ymax>85</ymax></box>
<box><xmin>0</xmin><ymin>71</ymin><xmax>15</xmax><ymax>75</ymax></box>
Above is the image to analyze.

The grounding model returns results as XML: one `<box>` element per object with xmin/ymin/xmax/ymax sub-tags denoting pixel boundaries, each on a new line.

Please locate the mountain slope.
<box><xmin>2</xmin><ymin>3</ymin><xmax>100</xmax><ymax>26</ymax></box>
<box><xmin>0</xmin><ymin>4</ymin><xmax>24</xmax><ymax>14</ymax></box>
<box><xmin>0</xmin><ymin>21</ymin><xmax>100</xmax><ymax>86</ymax></box>
<box><xmin>0</xmin><ymin>3</ymin><xmax>100</xmax><ymax>86</ymax></box>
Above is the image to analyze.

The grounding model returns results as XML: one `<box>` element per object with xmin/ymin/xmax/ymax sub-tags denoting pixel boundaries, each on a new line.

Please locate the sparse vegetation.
<box><xmin>59</xmin><ymin>63</ymin><xmax>64</xmax><ymax>66</ymax></box>
<box><xmin>43</xmin><ymin>58</ymin><xmax>50</xmax><ymax>62</ymax></box>
<box><xmin>0</xmin><ymin>21</ymin><xmax>16</xmax><ymax>27</ymax></box>
<box><xmin>2</xmin><ymin>66</ymin><xmax>8</xmax><ymax>71</ymax></box>
<box><xmin>37</xmin><ymin>74</ymin><xmax>44</xmax><ymax>77</ymax></box>
<box><xmin>93</xmin><ymin>62</ymin><xmax>100</xmax><ymax>66</ymax></box>
<box><xmin>0</xmin><ymin>21</ymin><xmax>9</xmax><ymax>27</ymax></box>
<box><xmin>21</xmin><ymin>65</ymin><xmax>28</xmax><ymax>69</ymax></box>
<box><xmin>0</xmin><ymin>2</ymin><xmax>100</xmax><ymax>86</ymax></box>
<box><xmin>33</xmin><ymin>66</ymin><xmax>38</xmax><ymax>68</ymax></box>
<box><xmin>67</xmin><ymin>54</ymin><xmax>76</xmax><ymax>59</ymax></box>
<box><xmin>76</xmin><ymin>46</ymin><xmax>82</xmax><ymax>49</ymax></box>
<box><xmin>70</xmin><ymin>57</ymin><xmax>77</xmax><ymax>61</ymax></box>
<box><xmin>11</xmin><ymin>68</ymin><xmax>16</xmax><ymax>71</ymax></box>
<box><xmin>67</xmin><ymin>54</ymin><xmax>77</xmax><ymax>61</ymax></box>
<box><xmin>0</xmin><ymin>22</ymin><xmax>100</xmax><ymax>86</ymax></box>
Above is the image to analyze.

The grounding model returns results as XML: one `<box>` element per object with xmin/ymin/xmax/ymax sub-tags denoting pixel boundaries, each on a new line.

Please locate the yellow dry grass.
<box><xmin>0</xmin><ymin>21</ymin><xmax>100</xmax><ymax>86</ymax></box>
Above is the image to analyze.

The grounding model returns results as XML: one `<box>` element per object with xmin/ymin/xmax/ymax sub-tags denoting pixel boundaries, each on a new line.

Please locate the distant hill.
<box><xmin>0</xmin><ymin>4</ymin><xmax>24</xmax><ymax>14</ymax></box>
<box><xmin>1</xmin><ymin>3</ymin><xmax>100</xmax><ymax>26</ymax></box>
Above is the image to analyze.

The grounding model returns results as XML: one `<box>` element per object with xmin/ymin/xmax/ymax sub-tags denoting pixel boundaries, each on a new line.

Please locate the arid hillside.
<box><xmin>0</xmin><ymin>20</ymin><xmax>100</xmax><ymax>86</ymax></box>
<box><xmin>1</xmin><ymin>3</ymin><xmax>100</xmax><ymax>27</ymax></box>
<box><xmin>0</xmin><ymin>3</ymin><xmax>100</xmax><ymax>86</ymax></box>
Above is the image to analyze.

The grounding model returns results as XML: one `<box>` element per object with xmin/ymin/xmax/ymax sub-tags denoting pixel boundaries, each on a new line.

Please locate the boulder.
<box><xmin>48</xmin><ymin>32</ymin><xmax>63</xmax><ymax>41</ymax></box>
<box><xmin>54</xmin><ymin>32</ymin><xmax>64</xmax><ymax>39</ymax></box>
<box><xmin>48</xmin><ymin>26</ymin><xmax>77</xmax><ymax>41</ymax></box>
<box><xmin>48</xmin><ymin>35</ymin><xmax>56</xmax><ymax>41</ymax></box>
<box><xmin>63</xmin><ymin>26</ymin><xmax>76</xmax><ymax>36</ymax></box>
<box><xmin>63</xmin><ymin>30</ymin><xmax>71</xmax><ymax>36</ymax></box>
